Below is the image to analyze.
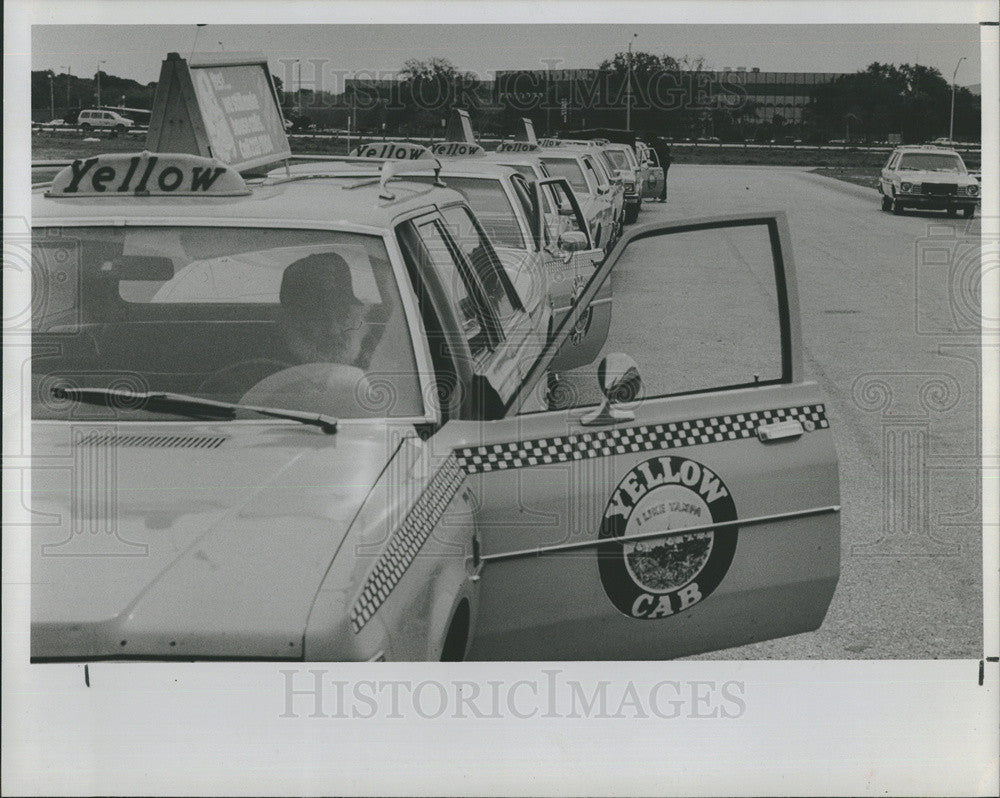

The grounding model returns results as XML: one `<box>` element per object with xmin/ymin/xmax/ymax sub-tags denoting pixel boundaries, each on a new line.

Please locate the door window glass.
<box><xmin>414</xmin><ymin>219</ymin><xmax>490</xmax><ymax>356</ymax></box>
<box><xmin>583</xmin><ymin>156</ymin><xmax>607</xmax><ymax>189</ymax></box>
<box><xmin>535</xmin><ymin>221</ymin><xmax>788</xmax><ymax>411</ymax></box>
<box><xmin>440</xmin><ymin>205</ymin><xmax>520</xmax><ymax>322</ymax></box>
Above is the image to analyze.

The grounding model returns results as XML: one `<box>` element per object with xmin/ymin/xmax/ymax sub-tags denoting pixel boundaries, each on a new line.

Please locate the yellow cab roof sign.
<box><xmin>429</xmin><ymin>141</ymin><xmax>485</xmax><ymax>157</ymax></box>
<box><xmin>349</xmin><ymin>142</ymin><xmax>436</xmax><ymax>160</ymax></box>
<box><xmin>45</xmin><ymin>152</ymin><xmax>251</xmax><ymax>197</ymax></box>
<box><xmin>495</xmin><ymin>141</ymin><xmax>540</xmax><ymax>153</ymax></box>
<box><xmin>146</xmin><ymin>52</ymin><xmax>291</xmax><ymax>172</ymax></box>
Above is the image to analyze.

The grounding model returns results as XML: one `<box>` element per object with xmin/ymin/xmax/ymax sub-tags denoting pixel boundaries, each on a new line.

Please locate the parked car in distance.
<box><xmin>878</xmin><ymin>144</ymin><xmax>980</xmax><ymax>218</ymax></box>
<box><xmin>77</xmin><ymin>108</ymin><xmax>135</xmax><ymax>132</ymax></box>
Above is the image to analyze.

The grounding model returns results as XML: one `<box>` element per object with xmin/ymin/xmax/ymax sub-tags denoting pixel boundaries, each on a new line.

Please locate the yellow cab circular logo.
<box><xmin>597</xmin><ymin>455</ymin><xmax>738</xmax><ymax>619</ymax></box>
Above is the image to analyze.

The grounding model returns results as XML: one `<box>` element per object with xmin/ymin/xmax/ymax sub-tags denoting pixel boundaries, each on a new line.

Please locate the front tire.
<box><xmin>891</xmin><ymin>195</ymin><xmax>904</xmax><ymax>215</ymax></box>
<box><xmin>963</xmin><ymin>206</ymin><xmax>975</xmax><ymax>219</ymax></box>
<box><xmin>881</xmin><ymin>195</ymin><xmax>891</xmax><ymax>212</ymax></box>
<box><xmin>79</xmin><ymin>123</ymin><xmax>91</xmax><ymax>131</ymax></box>
<box><xmin>624</xmin><ymin>204</ymin><xmax>639</xmax><ymax>225</ymax></box>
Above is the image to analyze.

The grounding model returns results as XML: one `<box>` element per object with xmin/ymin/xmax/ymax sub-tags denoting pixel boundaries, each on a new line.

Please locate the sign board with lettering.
<box><xmin>349</xmin><ymin>142</ymin><xmax>435</xmax><ymax>160</ymax></box>
<box><xmin>428</xmin><ymin>141</ymin><xmax>485</xmax><ymax>157</ymax></box>
<box><xmin>146</xmin><ymin>52</ymin><xmax>291</xmax><ymax>172</ymax></box>
<box><xmin>496</xmin><ymin>141</ymin><xmax>540</xmax><ymax>153</ymax></box>
<box><xmin>45</xmin><ymin>153</ymin><xmax>250</xmax><ymax>197</ymax></box>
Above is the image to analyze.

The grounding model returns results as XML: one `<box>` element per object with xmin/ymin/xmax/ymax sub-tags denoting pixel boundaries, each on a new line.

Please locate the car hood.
<box><xmin>895</xmin><ymin>170</ymin><xmax>977</xmax><ymax>185</ymax></box>
<box><xmin>31</xmin><ymin>420</ymin><xmax>406</xmax><ymax>660</ymax></box>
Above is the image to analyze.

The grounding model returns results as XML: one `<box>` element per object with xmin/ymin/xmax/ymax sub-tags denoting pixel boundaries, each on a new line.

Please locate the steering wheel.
<box><xmin>196</xmin><ymin>358</ymin><xmax>289</xmax><ymax>400</ymax></box>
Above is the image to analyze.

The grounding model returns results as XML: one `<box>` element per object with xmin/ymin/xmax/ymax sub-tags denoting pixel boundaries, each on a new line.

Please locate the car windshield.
<box><xmin>31</xmin><ymin>226</ymin><xmax>424</xmax><ymax>421</ymax></box>
<box><xmin>602</xmin><ymin>150</ymin><xmax>629</xmax><ymax>170</ymax></box>
<box><xmin>897</xmin><ymin>153</ymin><xmax>966</xmax><ymax>173</ymax></box>
<box><xmin>541</xmin><ymin>157</ymin><xmax>588</xmax><ymax>193</ymax></box>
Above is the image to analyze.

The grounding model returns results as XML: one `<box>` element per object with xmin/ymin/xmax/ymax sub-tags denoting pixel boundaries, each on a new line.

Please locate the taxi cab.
<box><xmin>29</xmin><ymin>150</ymin><xmax>841</xmax><ymax>662</ymax></box>
<box><xmin>537</xmin><ymin>139</ymin><xmax>622</xmax><ymax>255</ymax></box>
<box><xmin>877</xmin><ymin>144</ymin><xmax>980</xmax><ymax>217</ymax></box>
<box><xmin>277</xmin><ymin>141</ymin><xmax>612</xmax><ymax>372</ymax></box>
<box><xmin>595</xmin><ymin>142</ymin><xmax>644</xmax><ymax>225</ymax></box>
<box><xmin>635</xmin><ymin>142</ymin><xmax>666</xmax><ymax>201</ymax></box>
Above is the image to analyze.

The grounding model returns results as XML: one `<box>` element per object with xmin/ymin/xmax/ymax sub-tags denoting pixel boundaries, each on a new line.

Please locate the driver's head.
<box><xmin>278</xmin><ymin>252</ymin><xmax>365</xmax><ymax>364</ymax></box>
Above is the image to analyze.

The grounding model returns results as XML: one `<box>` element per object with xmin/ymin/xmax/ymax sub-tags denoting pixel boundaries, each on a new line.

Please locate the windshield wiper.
<box><xmin>52</xmin><ymin>386</ymin><xmax>338</xmax><ymax>434</ymax></box>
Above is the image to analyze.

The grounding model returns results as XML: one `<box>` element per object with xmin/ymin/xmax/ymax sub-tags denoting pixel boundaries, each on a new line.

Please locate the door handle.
<box><xmin>757</xmin><ymin>419</ymin><xmax>804</xmax><ymax>442</ymax></box>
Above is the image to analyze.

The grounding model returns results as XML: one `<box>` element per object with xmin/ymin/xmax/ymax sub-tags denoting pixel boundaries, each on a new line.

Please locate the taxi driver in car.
<box><xmin>240</xmin><ymin>252</ymin><xmax>375</xmax><ymax>416</ymax></box>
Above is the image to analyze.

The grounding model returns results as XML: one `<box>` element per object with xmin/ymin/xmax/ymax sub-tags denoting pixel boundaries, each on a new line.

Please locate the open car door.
<box><xmin>536</xmin><ymin>177</ymin><xmax>611</xmax><ymax>372</ymax></box>
<box><xmin>458</xmin><ymin>212</ymin><xmax>840</xmax><ymax>659</ymax></box>
<box><xmin>640</xmin><ymin>148</ymin><xmax>665</xmax><ymax>200</ymax></box>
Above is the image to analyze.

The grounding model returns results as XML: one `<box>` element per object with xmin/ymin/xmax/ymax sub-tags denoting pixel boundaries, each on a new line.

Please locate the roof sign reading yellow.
<box><xmin>146</xmin><ymin>52</ymin><xmax>291</xmax><ymax>172</ymax></box>
<box><xmin>45</xmin><ymin>152</ymin><xmax>250</xmax><ymax>197</ymax></box>
<box><xmin>429</xmin><ymin>141</ymin><xmax>486</xmax><ymax>157</ymax></box>
<box><xmin>496</xmin><ymin>141</ymin><xmax>541</xmax><ymax>153</ymax></box>
<box><xmin>349</xmin><ymin>142</ymin><xmax>435</xmax><ymax>160</ymax></box>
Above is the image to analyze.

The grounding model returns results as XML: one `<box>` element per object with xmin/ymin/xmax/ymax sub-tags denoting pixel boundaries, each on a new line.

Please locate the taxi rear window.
<box><xmin>31</xmin><ymin>226</ymin><xmax>425</xmax><ymax>420</ymax></box>
<box><xmin>540</xmin><ymin>157</ymin><xmax>588</xmax><ymax>193</ymax></box>
<box><xmin>406</xmin><ymin>175</ymin><xmax>526</xmax><ymax>250</ymax></box>
<box><xmin>603</xmin><ymin>150</ymin><xmax>628</xmax><ymax>170</ymax></box>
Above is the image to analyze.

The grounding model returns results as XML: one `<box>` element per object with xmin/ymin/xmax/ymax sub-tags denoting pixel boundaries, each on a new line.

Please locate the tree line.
<box><xmin>31</xmin><ymin>54</ymin><xmax>980</xmax><ymax>144</ymax></box>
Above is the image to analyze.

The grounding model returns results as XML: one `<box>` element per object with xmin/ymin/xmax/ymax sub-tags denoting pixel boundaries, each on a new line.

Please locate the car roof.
<box><xmin>273</xmin><ymin>158</ymin><xmax>521</xmax><ymax>182</ymax></box>
<box><xmin>537</xmin><ymin>149</ymin><xmax>588</xmax><ymax>160</ymax></box>
<box><xmin>893</xmin><ymin>145</ymin><xmax>962</xmax><ymax>156</ymax></box>
<box><xmin>33</xmin><ymin>169</ymin><xmax>467</xmax><ymax>230</ymax></box>
<box><xmin>485</xmin><ymin>151</ymin><xmax>546</xmax><ymax>168</ymax></box>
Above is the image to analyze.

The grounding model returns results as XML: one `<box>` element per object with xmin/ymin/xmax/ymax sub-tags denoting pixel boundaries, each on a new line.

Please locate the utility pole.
<box><xmin>96</xmin><ymin>60</ymin><xmax>106</xmax><ymax>109</ymax></box>
<box><xmin>295</xmin><ymin>59</ymin><xmax>302</xmax><ymax>114</ymax></box>
<box><xmin>48</xmin><ymin>72</ymin><xmax>55</xmax><ymax>119</ymax></box>
<box><xmin>625</xmin><ymin>33</ymin><xmax>637</xmax><ymax>131</ymax></box>
<box><xmin>949</xmin><ymin>56</ymin><xmax>966</xmax><ymax>142</ymax></box>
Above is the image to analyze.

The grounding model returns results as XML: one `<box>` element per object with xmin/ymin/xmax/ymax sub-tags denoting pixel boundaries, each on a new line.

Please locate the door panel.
<box><xmin>537</xmin><ymin>177</ymin><xmax>612</xmax><ymax>372</ymax></box>
<box><xmin>642</xmin><ymin>166</ymin><xmax>664</xmax><ymax>199</ymax></box>
<box><xmin>463</xmin><ymin>382</ymin><xmax>838</xmax><ymax>660</ymax></box>
<box><xmin>464</xmin><ymin>213</ymin><xmax>840</xmax><ymax>660</ymax></box>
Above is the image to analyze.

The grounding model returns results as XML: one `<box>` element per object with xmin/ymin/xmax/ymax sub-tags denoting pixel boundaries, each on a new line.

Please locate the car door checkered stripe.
<box><xmin>351</xmin><ymin>455</ymin><xmax>465</xmax><ymax>633</ymax></box>
<box><xmin>350</xmin><ymin>403</ymin><xmax>827</xmax><ymax>632</ymax></box>
<box><xmin>454</xmin><ymin>404</ymin><xmax>828</xmax><ymax>473</ymax></box>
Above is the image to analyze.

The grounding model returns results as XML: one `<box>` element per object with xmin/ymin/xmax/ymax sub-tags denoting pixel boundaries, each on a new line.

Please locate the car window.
<box><xmin>407</xmin><ymin>175</ymin><xmax>526</xmax><ymax>250</ymax></box>
<box><xmin>603</xmin><ymin>150</ymin><xmax>628</xmax><ymax>171</ymax></box>
<box><xmin>541</xmin><ymin>157</ymin><xmax>588</xmax><ymax>193</ymax></box>
<box><xmin>533</xmin><ymin>220</ymin><xmax>787</xmax><ymax>413</ymax></box>
<box><xmin>897</xmin><ymin>153</ymin><xmax>965</xmax><ymax>173</ymax></box>
<box><xmin>439</xmin><ymin>205</ymin><xmax>520</xmax><ymax>324</ymax></box>
<box><xmin>582</xmin><ymin>156</ymin><xmax>606</xmax><ymax>189</ymax></box>
<box><xmin>412</xmin><ymin>218</ymin><xmax>490</xmax><ymax>357</ymax></box>
<box><xmin>31</xmin><ymin>225</ymin><xmax>425</xmax><ymax>420</ymax></box>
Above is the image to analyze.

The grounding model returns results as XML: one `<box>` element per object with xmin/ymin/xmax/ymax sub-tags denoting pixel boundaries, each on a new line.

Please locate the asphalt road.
<box><xmin>575</xmin><ymin>165</ymin><xmax>983</xmax><ymax>659</ymax></box>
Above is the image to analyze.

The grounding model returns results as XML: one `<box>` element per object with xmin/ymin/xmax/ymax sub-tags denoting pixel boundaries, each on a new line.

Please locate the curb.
<box><xmin>800</xmin><ymin>170</ymin><xmax>880</xmax><ymax>201</ymax></box>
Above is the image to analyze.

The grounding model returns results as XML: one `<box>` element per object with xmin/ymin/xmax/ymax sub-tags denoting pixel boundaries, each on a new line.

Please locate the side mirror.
<box><xmin>558</xmin><ymin>230</ymin><xmax>589</xmax><ymax>253</ymax></box>
<box><xmin>580</xmin><ymin>353</ymin><xmax>642</xmax><ymax>426</ymax></box>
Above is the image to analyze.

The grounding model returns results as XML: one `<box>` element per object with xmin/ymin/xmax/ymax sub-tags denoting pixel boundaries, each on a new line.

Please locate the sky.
<box><xmin>32</xmin><ymin>23</ymin><xmax>983</xmax><ymax>88</ymax></box>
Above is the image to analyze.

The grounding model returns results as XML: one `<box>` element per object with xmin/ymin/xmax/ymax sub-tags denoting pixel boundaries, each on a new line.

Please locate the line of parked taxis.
<box><xmin>29</xmin><ymin>112</ymin><xmax>841</xmax><ymax>662</ymax></box>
